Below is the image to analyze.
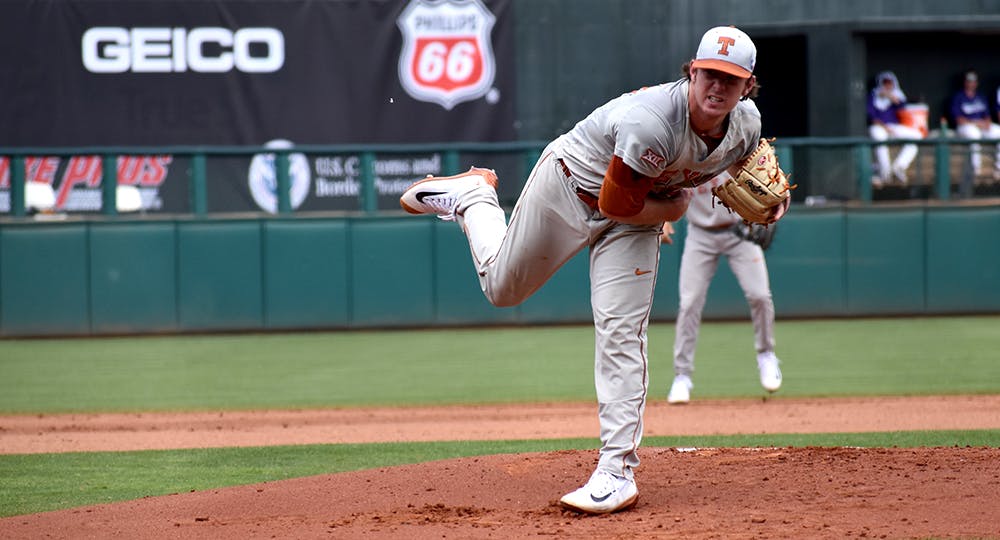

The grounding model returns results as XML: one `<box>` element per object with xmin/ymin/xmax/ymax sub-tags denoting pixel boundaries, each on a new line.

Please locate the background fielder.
<box><xmin>662</xmin><ymin>174</ymin><xmax>782</xmax><ymax>404</ymax></box>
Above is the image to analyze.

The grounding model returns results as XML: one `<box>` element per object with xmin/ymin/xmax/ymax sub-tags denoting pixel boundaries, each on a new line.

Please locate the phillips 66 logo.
<box><xmin>397</xmin><ymin>0</ymin><xmax>496</xmax><ymax>110</ymax></box>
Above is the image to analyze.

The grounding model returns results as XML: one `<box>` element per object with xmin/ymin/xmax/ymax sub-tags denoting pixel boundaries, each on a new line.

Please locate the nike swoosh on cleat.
<box><xmin>415</xmin><ymin>191</ymin><xmax>445</xmax><ymax>203</ymax></box>
<box><xmin>590</xmin><ymin>491</ymin><xmax>613</xmax><ymax>503</ymax></box>
<box><xmin>634</xmin><ymin>268</ymin><xmax>652</xmax><ymax>276</ymax></box>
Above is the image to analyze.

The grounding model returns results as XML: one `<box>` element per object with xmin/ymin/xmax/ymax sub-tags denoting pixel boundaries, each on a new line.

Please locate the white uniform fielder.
<box><xmin>672</xmin><ymin>175</ymin><xmax>776</xmax><ymax>382</ymax></box>
<box><xmin>868</xmin><ymin>122</ymin><xmax>923</xmax><ymax>184</ymax></box>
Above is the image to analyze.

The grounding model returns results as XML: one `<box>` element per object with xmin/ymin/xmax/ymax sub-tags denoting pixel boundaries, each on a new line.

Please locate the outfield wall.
<box><xmin>1</xmin><ymin>205</ymin><xmax>997</xmax><ymax>337</ymax></box>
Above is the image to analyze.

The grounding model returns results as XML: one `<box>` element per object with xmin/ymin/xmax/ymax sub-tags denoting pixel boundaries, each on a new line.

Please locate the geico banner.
<box><xmin>0</xmin><ymin>0</ymin><xmax>513</xmax><ymax>213</ymax></box>
<box><xmin>81</xmin><ymin>27</ymin><xmax>285</xmax><ymax>73</ymax></box>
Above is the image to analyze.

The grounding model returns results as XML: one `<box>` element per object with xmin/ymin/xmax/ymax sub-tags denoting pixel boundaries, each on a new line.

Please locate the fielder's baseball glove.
<box><xmin>712</xmin><ymin>138</ymin><xmax>792</xmax><ymax>225</ymax></box>
<box><xmin>731</xmin><ymin>222</ymin><xmax>777</xmax><ymax>250</ymax></box>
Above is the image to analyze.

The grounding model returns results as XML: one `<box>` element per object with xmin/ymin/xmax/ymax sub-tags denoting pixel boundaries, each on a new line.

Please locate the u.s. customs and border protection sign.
<box><xmin>397</xmin><ymin>0</ymin><xmax>496</xmax><ymax>110</ymax></box>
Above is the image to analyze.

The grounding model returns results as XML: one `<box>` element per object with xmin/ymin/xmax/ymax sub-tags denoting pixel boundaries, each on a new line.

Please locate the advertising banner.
<box><xmin>0</xmin><ymin>0</ymin><xmax>515</xmax><ymax>214</ymax></box>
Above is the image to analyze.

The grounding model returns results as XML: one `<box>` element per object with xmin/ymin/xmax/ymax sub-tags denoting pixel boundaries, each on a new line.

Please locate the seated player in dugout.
<box><xmin>866</xmin><ymin>70</ymin><xmax>924</xmax><ymax>187</ymax></box>
<box><xmin>400</xmin><ymin>25</ymin><xmax>789</xmax><ymax>515</ymax></box>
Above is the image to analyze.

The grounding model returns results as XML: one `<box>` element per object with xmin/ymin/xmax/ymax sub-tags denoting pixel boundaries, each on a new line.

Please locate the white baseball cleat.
<box><xmin>757</xmin><ymin>351</ymin><xmax>782</xmax><ymax>392</ymax></box>
<box><xmin>667</xmin><ymin>374</ymin><xmax>693</xmax><ymax>404</ymax></box>
<box><xmin>399</xmin><ymin>167</ymin><xmax>497</xmax><ymax>221</ymax></box>
<box><xmin>559</xmin><ymin>469</ymin><xmax>638</xmax><ymax>515</ymax></box>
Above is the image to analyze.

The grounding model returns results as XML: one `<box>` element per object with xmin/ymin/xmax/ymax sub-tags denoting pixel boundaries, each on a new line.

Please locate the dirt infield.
<box><xmin>2</xmin><ymin>395</ymin><xmax>999</xmax><ymax>539</ymax></box>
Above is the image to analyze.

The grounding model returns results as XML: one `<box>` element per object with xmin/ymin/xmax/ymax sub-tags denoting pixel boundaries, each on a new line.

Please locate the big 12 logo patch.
<box><xmin>397</xmin><ymin>0</ymin><xmax>496</xmax><ymax>110</ymax></box>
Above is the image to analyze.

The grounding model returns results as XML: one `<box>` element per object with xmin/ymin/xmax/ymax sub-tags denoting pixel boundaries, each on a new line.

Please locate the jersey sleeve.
<box><xmin>950</xmin><ymin>93</ymin><xmax>963</xmax><ymax>120</ymax></box>
<box><xmin>611</xmin><ymin>104</ymin><xmax>675</xmax><ymax>179</ymax></box>
<box><xmin>598</xmin><ymin>155</ymin><xmax>654</xmax><ymax>217</ymax></box>
<box><xmin>736</xmin><ymin>105</ymin><xmax>762</xmax><ymax>161</ymax></box>
<box><xmin>590</xmin><ymin>103</ymin><xmax>673</xmax><ymax>216</ymax></box>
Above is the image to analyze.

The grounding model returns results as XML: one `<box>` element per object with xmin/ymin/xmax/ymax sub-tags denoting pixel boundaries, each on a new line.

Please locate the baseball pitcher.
<box><xmin>400</xmin><ymin>25</ymin><xmax>789</xmax><ymax>515</ymax></box>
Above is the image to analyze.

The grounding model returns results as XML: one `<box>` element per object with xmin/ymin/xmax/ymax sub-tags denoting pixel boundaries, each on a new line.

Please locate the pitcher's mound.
<box><xmin>4</xmin><ymin>446</ymin><xmax>998</xmax><ymax>539</ymax></box>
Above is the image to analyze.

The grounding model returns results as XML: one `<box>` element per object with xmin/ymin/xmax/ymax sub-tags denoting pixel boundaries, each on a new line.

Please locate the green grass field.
<box><xmin>1</xmin><ymin>316</ymin><xmax>999</xmax><ymax>517</ymax></box>
<box><xmin>3</xmin><ymin>316</ymin><xmax>999</xmax><ymax>413</ymax></box>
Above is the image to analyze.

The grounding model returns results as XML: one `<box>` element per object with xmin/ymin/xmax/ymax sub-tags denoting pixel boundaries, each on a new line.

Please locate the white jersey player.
<box><xmin>400</xmin><ymin>26</ymin><xmax>780</xmax><ymax>515</ymax></box>
<box><xmin>662</xmin><ymin>175</ymin><xmax>782</xmax><ymax>405</ymax></box>
<box><xmin>950</xmin><ymin>69</ymin><xmax>1000</xmax><ymax>182</ymax></box>
<box><xmin>866</xmin><ymin>71</ymin><xmax>924</xmax><ymax>186</ymax></box>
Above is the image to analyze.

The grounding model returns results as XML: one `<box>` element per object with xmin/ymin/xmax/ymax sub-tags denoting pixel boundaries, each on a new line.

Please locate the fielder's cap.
<box><xmin>965</xmin><ymin>71</ymin><xmax>978</xmax><ymax>82</ymax></box>
<box><xmin>692</xmin><ymin>26</ymin><xmax>756</xmax><ymax>79</ymax></box>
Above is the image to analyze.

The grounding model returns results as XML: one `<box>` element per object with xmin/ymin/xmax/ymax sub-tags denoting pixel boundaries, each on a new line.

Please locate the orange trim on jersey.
<box><xmin>598</xmin><ymin>155</ymin><xmax>654</xmax><ymax>217</ymax></box>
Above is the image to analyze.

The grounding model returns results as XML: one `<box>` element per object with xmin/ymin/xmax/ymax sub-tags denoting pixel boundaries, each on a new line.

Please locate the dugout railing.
<box><xmin>3</xmin><ymin>136</ymin><xmax>1000</xmax><ymax>219</ymax></box>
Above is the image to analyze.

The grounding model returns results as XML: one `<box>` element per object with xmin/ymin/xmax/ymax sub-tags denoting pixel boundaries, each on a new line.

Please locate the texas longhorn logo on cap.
<box><xmin>397</xmin><ymin>0</ymin><xmax>497</xmax><ymax>110</ymax></box>
<box><xmin>691</xmin><ymin>26</ymin><xmax>756</xmax><ymax>79</ymax></box>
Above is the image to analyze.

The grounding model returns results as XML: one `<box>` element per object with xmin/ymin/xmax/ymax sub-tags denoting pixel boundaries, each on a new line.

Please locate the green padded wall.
<box><xmin>350</xmin><ymin>217</ymin><xmax>434</xmax><ymax>326</ymax></box>
<box><xmin>89</xmin><ymin>222</ymin><xmax>178</xmax><ymax>333</ymax></box>
<box><xmin>2</xmin><ymin>205</ymin><xmax>999</xmax><ymax>337</ymax></box>
<box><xmin>846</xmin><ymin>209</ymin><xmax>926</xmax><ymax>315</ymax></box>
<box><xmin>263</xmin><ymin>220</ymin><xmax>350</xmax><ymax>329</ymax></box>
<box><xmin>926</xmin><ymin>207</ymin><xmax>1000</xmax><ymax>312</ymax></box>
<box><xmin>177</xmin><ymin>221</ymin><xmax>263</xmax><ymax>331</ymax></box>
<box><xmin>767</xmin><ymin>210</ymin><xmax>848</xmax><ymax>317</ymax></box>
<box><xmin>431</xmin><ymin>218</ymin><xmax>517</xmax><ymax>326</ymax></box>
<box><xmin>0</xmin><ymin>225</ymin><xmax>89</xmax><ymax>336</ymax></box>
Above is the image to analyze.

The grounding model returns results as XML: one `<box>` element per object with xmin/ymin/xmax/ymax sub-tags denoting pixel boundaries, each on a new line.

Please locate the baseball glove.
<box><xmin>712</xmin><ymin>138</ymin><xmax>793</xmax><ymax>225</ymax></box>
<box><xmin>731</xmin><ymin>222</ymin><xmax>777</xmax><ymax>250</ymax></box>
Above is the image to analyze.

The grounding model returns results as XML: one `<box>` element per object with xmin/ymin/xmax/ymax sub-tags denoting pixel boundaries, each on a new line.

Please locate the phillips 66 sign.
<box><xmin>397</xmin><ymin>0</ymin><xmax>496</xmax><ymax>110</ymax></box>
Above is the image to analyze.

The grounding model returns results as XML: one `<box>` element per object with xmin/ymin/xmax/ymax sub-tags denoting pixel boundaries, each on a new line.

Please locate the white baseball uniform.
<box><xmin>866</xmin><ymin>71</ymin><xmax>923</xmax><ymax>183</ymax></box>
<box><xmin>454</xmin><ymin>80</ymin><xmax>760</xmax><ymax>479</ymax></box>
<box><xmin>672</xmin><ymin>175</ymin><xmax>776</xmax><ymax>379</ymax></box>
